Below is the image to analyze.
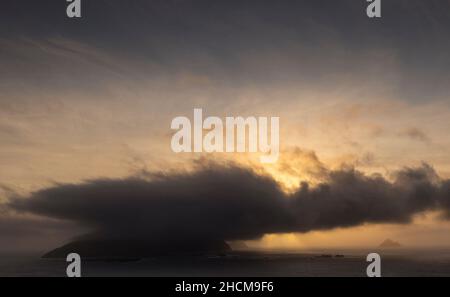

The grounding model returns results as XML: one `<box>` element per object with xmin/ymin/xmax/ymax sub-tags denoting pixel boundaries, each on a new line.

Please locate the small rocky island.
<box><xmin>378</xmin><ymin>239</ymin><xmax>402</xmax><ymax>248</ymax></box>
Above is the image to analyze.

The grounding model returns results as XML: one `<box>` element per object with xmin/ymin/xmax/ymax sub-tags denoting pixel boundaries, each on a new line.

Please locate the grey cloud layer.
<box><xmin>2</xmin><ymin>0</ymin><xmax>450</xmax><ymax>101</ymax></box>
<box><xmin>9</xmin><ymin>163</ymin><xmax>450</xmax><ymax>241</ymax></box>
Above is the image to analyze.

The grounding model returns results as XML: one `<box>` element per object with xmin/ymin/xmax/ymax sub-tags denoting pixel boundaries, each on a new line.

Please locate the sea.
<box><xmin>1</xmin><ymin>249</ymin><xmax>450</xmax><ymax>277</ymax></box>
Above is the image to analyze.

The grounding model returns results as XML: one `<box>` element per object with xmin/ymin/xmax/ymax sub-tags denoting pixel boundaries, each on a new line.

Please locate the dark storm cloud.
<box><xmin>0</xmin><ymin>202</ymin><xmax>82</xmax><ymax>251</ymax></box>
<box><xmin>9</xmin><ymin>162</ymin><xmax>450</xmax><ymax>241</ymax></box>
<box><xmin>0</xmin><ymin>215</ymin><xmax>74</xmax><ymax>238</ymax></box>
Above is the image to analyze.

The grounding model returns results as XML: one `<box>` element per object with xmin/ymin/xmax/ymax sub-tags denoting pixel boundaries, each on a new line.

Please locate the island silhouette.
<box><xmin>43</xmin><ymin>237</ymin><xmax>231</xmax><ymax>260</ymax></box>
<box><xmin>378</xmin><ymin>239</ymin><xmax>402</xmax><ymax>248</ymax></box>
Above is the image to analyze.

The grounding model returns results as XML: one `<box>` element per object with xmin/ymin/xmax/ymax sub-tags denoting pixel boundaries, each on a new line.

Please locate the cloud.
<box><xmin>399</xmin><ymin>128</ymin><xmax>431</xmax><ymax>143</ymax></box>
<box><xmin>7</xmin><ymin>161</ymin><xmax>450</xmax><ymax>242</ymax></box>
<box><xmin>0</xmin><ymin>208</ymin><xmax>81</xmax><ymax>252</ymax></box>
<box><xmin>2</xmin><ymin>0</ymin><xmax>450</xmax><ymax>102</ymax></box>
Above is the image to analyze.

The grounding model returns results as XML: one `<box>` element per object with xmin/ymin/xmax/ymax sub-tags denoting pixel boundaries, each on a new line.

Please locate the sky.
<box><xmin>1</xmin><ymin>0</ymin><xmax>450</xmax><ymax>252</ymax></box>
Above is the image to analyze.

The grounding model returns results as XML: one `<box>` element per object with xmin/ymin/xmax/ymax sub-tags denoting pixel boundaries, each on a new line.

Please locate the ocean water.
<box><xmin>1</xmin><ymin>249</ymin><xmax>450</xmax><ymax>277</ymax></box>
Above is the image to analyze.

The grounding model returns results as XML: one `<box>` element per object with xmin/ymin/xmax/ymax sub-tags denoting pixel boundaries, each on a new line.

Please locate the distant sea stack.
<box><xmin>378</xmin><ymin>239</ymin><xmax>402</xmax><ymax>248</ymax></box>
<box><xmin>43</xmin><ymin>239</ymin><xmax>231</xmax><ymax>260</ymax></box>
